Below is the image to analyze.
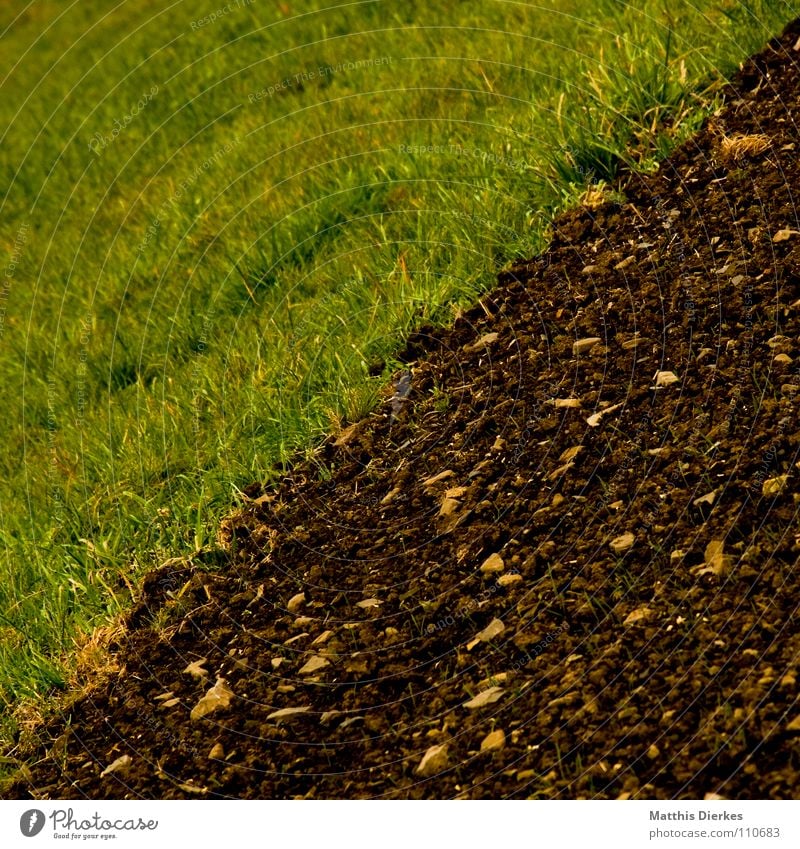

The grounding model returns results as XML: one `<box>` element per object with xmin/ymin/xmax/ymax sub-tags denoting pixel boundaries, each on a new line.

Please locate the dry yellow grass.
<box><xmin>717</xmin><ymin>132</ymin><xmax>772</xmax><ymax>163</ymax></box>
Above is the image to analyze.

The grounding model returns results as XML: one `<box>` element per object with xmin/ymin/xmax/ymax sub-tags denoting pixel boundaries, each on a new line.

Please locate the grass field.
<box><xmin>0</xmin><ymin>0</ymin><xmax>797</xmax><ymax>736</ymax></box>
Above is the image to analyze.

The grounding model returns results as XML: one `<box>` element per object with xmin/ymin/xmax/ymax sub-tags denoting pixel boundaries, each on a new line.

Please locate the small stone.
<box><xmin>693</xmin><ymin>491</ymin><xmax>716</xmax><ymax>508</ymax></box>
<box><xmin>311</xmin><ymin>630</ymin><xmax>334</xmax><ymax>646</ymax></box>
<box><xmin>480</xmin><ymin>729</ymin><xmax>506</xmax><ymax>753</ymax></box>
<box><xmin>704</xmin><ymin>792</ymin><xmax>727</xmax><ymax>801</ymax></box>
<box><xmin>477</xmin><ymin>671</ymin><xmax>510</xmax><ymax>688</ymax></box>
<box><xmin>498</xmin><ymin>573</ymin><xmax>523</xmax><ymax>587</ymax></box>
<box><xmin>647</xmin><ymin>744</ymin><xmax>660</xmax><ymax>759</ymax></box>
<box><xmin>287</xmin><ymin>592</ymin><xmax>306</xmax><ymax>613</ymax></box>
<box><xmin>773</xmin><ymin>229</ymin><xmax>799</xmax><ymax>242</ymax></box>
<box><xmin>559</xmin><ymin>445</ymin><xmax>583</xmax><ymax>462</ymax></box>
<box><xmin>183</xmin><ymin>658</ymin><xmax>209</xmax><ymax>680</ymax></box>
<box><xmin>381</xmin><ymin>487</ymin><xmax>401</xmax><ymax>505</ymax></box>
<box><xmin>267</xmin><ymin>706</ymin><xmax>311</xmax><ymax>723</ymax></box>
<box><xmin>610</xmin><ymin>532</ymin><xmax>635</xmax><ymax>554</ymax></box>
<box><xmin>701</xmin><ymin>539</ymin><xmax>731</xmax><ymax>576</ymax></box>
<box><xmin>492</xmin><ymin>436</ymin><xmax>507</xmax><ymax>451</ymax></box>
<box><xmin>586</xmin><ymin>402</ymin><xmax>622</xmax><ymax>427</ymax></box>
<box><xmin>553</xmin><ymin>398</ymin><xmax>581</xmax><ymax>408</ymax></box>
<box><xmin>614</xmin><ymin>255</ymin><xmax>636</xmax><ymax>270</ymax></box>
<box><xmin>299</xmin><ymin>655</ymin><xmax>330</xmax><ymax>676</ymax></box>
<box><xmin>416</xmin><ymin>744</ymin><xmax>449</xmax><ymax>777</ymax></box>
<box><xmin>208</xmin><ymin>743</ymin><xmax>225</xmax><ymax>760</ymax></box>
<box><xmin>463</xmin><ymin>686</ymin><xmax>505</xmax><ymax>710</ymax></box>
<box><xmin>622</xmin><ymin>336</ymin><xmax>649</xmax><ymax>350</ymax></box>
<box><xmin>356</xmin><ymin>598</ymin><xmax>381</xmax><ymax>609</ymax></box>
<box><xmin>422</xmin><ymin>470</ymin><xmax>455</xmax><ymax>488</ymax></box>
<box><xmin>654</xmin><ymin>370</ymin><xmax>679</xmax><ymax>387</ymax></box>
<box><xmin>624</xmin><ymin>607</ymin><xmax>653</xmax><ymax>626</ymax></box>
<box><xmin>474</xmin><ymin>618</ymin><xmax>505</xmax><ymax>643</ymax></box>
<box><xmin>573</xmin><ymin>337</ymin><xmax>602</xmax><ymax>356</ymax></box>
<box><xmin>480</xmin><ymin>553</ymin><xmax>505</xmax><ymax>574</ymax></box>
<box><xmin>100</xmin><ymin>755</ymin><xmax>132</xmax><ymax>778</ymax></box>
<box><xmin>190</xmin><ymin>678</ymin><xmax>234</xmax><ymax>721</ymax></box>
<box><xmin>464</xmin><ymin>332</ymin><xmax>499</xmax><ymax>354</ymax></box>
<box><xmin>786</xmin><ymin>714</ymin><xmax>800</xmax><ymax>734</ymax></box>
<box><xmin>439</xmin><ymin>497</ymin><xmax>460</xmax><ymax>517</ymax></box>
<box><xmin>774</xmin><ymin>353</ymin><xmax>793</xmax><ymax>364</ymax></box>
<box><xmin>320</xmin><ymin>710</ymin><xmax>342</xmax><ymax>725</ymax></box>
<box><xmin>762</xmin><ymin>475</ymin><xmax>788</xmax><ymax>496</ymax></box>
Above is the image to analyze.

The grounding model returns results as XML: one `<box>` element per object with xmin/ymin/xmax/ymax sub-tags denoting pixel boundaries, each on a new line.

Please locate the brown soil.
<box><xmin>4</xmin><ymin>21</ymin><xmax>800</xmax><ymax>801</ymax></box>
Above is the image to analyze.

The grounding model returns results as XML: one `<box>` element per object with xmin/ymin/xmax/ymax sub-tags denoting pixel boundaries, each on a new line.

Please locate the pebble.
<box><xmin>654</xmin><ymin>370</ymin><xmax>679</xmax><ymax>387</ymax></box>
<box><xmin>572</xmin><ymin>337</ymin><xmax>602</xmax><ymax>356</ymax></box>
<box><xmin>559</xmin><ymin>445</ymin><xmax>583</xmax><ymax>462</ymax></box>
<box><xmin>693</xmin><ymin>491</ymin><xmax>716</xmax><ymax>508</ymax></box>
<box><xmin>190</xmin><ymin>678</ymin><xmax>234</xmax><ymax>721</ymax></box>
<box><xmin>267</xmin><ymin>706</ymin><xmax>312</xmax><ymax>723</ymax></box>
<box><xmin>439</xmin><ymin>497</ymin><xmax>460</xmax><ymax>517</ymax></box>
<box><xmin>762</xmin><ymin>475</ymin><xmax>788</xmax><ymax>496</ymax></box>
<box><xmin>299</xmin><ymin>655</ymin><xmax>330</xmax><ymax>675</ymax></box>
<box><xmin>464</xmin><ymin>332</ymin><xmax>499</xmax><ymax>354</ymax></box>
<box><xmin>623</xmin><ymin>606</ymin><xmax>652</xmax><ymax>626</ymax></box>
<box><xmin>475</xmin><ymin>618</ymin><xmax>505</xmax><ymax>642</ymax></box>
<box><xmin>100</xmin><ymin>755</ymin><xmax>132</xmax><ymax>778</ymax></box>
<box><xmin>208</xmin><ymin>743</ymin><xmax>225</xmax><ymax>760</ymax></box>
<box><xmin>480</xmin><ymin>553</ymin><xmax>505</xmax><ymax>574</ymax></box>
<box><xmin>287</xmin><ymin>592</ymin><xmax>306</xmax><ymax>613</ymax></box>
<box><xmin>480</xmin><ymin>729</ymin><xmax>506</xmax><ymax>753</ymax></box>
<box><xmin>463</xmin><ymin>686</ymin><xmax>505</xmax><ymax>710</ymax></box>
<box><xmin>381</xmin><ymin>487</ymin><xmax>401</xmax><ymax>505</ymax></box>
<box><xmin>610</xmin><ymin>532</ymin><xmax>635</xmax><ymax>554</ymax></box>
<box><xmin>498</xmin><ymin>573</ymin><xmax>523</xmax><ymax>587</ymax></box>
<box><xmin>416</xmin><ymin>744</ymin><xmax>450</xmax><ymax>777</ymax></box>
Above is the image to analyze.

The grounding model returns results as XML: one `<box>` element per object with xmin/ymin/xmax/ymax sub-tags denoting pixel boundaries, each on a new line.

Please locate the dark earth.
<box><xmin>3</xmin><ymin>20</ymin><xmax>800</xmax><ymax>801</ymax></box>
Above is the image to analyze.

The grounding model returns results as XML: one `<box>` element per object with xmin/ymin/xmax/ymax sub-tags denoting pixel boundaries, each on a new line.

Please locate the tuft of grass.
<box><xmin>716</xmin><ymin>131</ymin><xmax>773</xmax><ymax>163</ymax></box>
<box><xmin>1</xmin><ymin>0</ymin><xmax>799</xmax><ymax>745</ymax></box>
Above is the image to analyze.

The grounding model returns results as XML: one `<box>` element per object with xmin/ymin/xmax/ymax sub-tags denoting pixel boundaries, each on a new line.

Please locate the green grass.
<box><xmin>0</xmin><ymin>0</ymin><xmax>798</xmax><ymax>736</ymax></box>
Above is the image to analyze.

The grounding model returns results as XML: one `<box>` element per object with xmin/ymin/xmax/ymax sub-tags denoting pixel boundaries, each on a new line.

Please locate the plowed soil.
<box><xmin>4</xmin><ymin>20</ymin><xmax>800</xmax><ymax>801</ymax></box>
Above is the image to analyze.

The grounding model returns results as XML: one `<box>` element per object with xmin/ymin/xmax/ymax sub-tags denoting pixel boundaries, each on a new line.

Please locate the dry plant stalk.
<box><xmin>717</xmin><ymin>132</ymin><xmax>771</xmax><ymax>163</ymax></box>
